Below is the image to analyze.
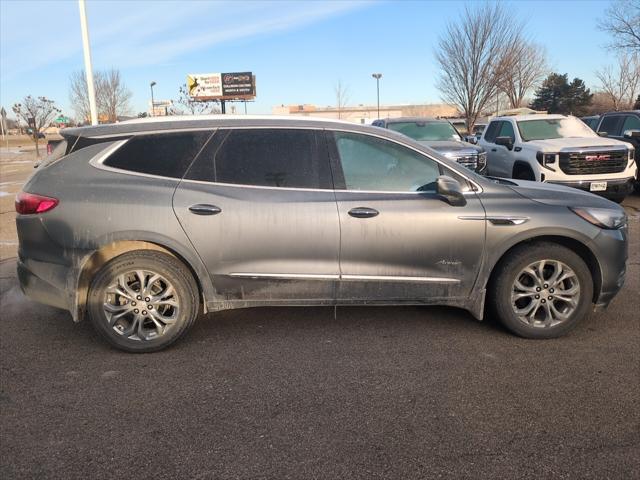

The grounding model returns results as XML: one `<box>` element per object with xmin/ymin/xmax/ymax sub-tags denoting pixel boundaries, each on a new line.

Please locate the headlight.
<box><xmin>477</xmin><ymin>151</ymin><xmax>487</xmax><ymax>169</ymax></box>
<box><xmin>536</xmin><ymin>151</ymin><xmax>557</xmax><ymax>168</ymax></box>
<box><xmin>570</xmin><ymin>207</ymin><xmax>627</xmax><ymax>229</ymax></box>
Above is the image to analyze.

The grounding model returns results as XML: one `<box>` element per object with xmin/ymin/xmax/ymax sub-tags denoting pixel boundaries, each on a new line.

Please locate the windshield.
<box><xmin>517</xmin><ymin>117</ymin><xmax>598</xmax><ymax>141</ymax></box>
<box><xmin>387</xmin><ymin>121</ymin><xmax>461</xmax><ymax>142</ymax></box>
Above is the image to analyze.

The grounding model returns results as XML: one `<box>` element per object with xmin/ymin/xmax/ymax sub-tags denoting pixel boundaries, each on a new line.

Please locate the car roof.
<box><xmin>62</xmin><ymin>114</ymin><xmax>360</xmax><ymax>138</ymax></box>
<box><xmin>491</xmin><ymin>114</ymin><xmax>568</xmax><ymax>121</ymax></box>
<box><xmin>600</xmin><ymin>110</ymin><xmax>640</xmax><ymax>116</ymax></box>
<box><xmin>380</xmin><ymin>116</ymin><xmax>447</xmax><ymax>124</ymax></box>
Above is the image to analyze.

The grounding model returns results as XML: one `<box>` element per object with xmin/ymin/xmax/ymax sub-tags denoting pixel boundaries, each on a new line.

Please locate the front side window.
<box><xmin>214</xmin><ymin>129</ymin><xmax>331</xmax><ymax>189</ymax></box>
<box><xmin>333</xmin><ymin>132</ymin><xmax>441</xmax><ymax>192</ymax></box>
<box><xmin>498</xmin><ymin>121</ymin><xmax>516</xmax><ymax>142</ymax></box>
<box><xmin>598</xmin><ymin>115</ymin><xmax>623</xmax><ymax>136</ymax></box>
<box><xmin>387</xmin><ymin>121</ymin><xmax>461</xmax><ymax>142</ymax></box>
<box><xmin>517</xmin><ymin>117</ymin><xmax>598</xmax><ymax>141</ymax></box>
<box><xmin>104</xmin><ymin>131</ymin><xmax>212</xmax><ymax>178</ymax></box>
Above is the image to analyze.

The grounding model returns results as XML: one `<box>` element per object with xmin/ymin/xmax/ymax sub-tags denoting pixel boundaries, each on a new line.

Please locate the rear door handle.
<box><xmin>491</xmin><ymin>148</ymin><xmax>497</xmax><ymax>152</ymax></box>
<box><xmin>189</xmin><ymin>204</ymin><xmax>222</xmax><ymax>215</ymax></box>
<box><xmin>348</xmin><ymin>207</ymin><xmax>379</xmax><ymax>218</ymax></box>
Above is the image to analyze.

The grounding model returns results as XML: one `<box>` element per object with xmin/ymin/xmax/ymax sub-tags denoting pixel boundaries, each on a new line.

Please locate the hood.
<box><xmin>504</xmin><ymin>178</ymin><xmax>623</xmax><ymax>209</ymax></box>
<box><xmin>527</xmin><ymin>137</ymin><xmax>630</xmax><ymax>151</ymax></box>
<box><xmin>418</xmin><ymin>140</ymin><xmax>482</xmax><ymax>154</ymax></box>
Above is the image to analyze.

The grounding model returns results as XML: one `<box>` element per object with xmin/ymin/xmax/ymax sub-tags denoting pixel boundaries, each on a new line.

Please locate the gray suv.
<box><xmin>372</xmin><ymin>117</ymin><xmax>487</xmax><ymax>173</ymax></box>
<box><xmin>16</xmin><ymin>116</ymin><xmax>628</xmax><ymax>352</ymax></box>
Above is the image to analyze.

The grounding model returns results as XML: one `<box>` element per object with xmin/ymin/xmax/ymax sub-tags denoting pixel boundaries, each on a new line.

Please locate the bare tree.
<box><xmin>598</xmin><ymin>0</ymin><xmax>640</xmax><ymax>52</ymax></box>
<box><xmin>596</xmin><ymin>53</ymin><xmax>640</xmax><ymax>110</ymax></box>
<box><xmin>69</xmin><ymin>70</ymin><xmax>92</xmax><ymax>123</ymax></box>
<box><xmin>170</xmin><ymin>84</ymin><xmax>220</xmax><ymax>115</ymax></box>
<box><xmin>434</xmin><ymin>3</ymin><xmax>521</xmax><ymax>132</ymax></box>
<box><xmin>334</xmin><ymin>80</ymin><xmax>350</xmax><ymax>119</ymax></box>
<box><xmin>96</xmin><ymin>69</ymin><xmax>132</xmax><ymax>122</ymax></box>
<box><xmin>12</xmin><ymin>96</ymin><xmax>60</xmax><ymax>156</ymax></box>
<box><xmin>69</xmin><ymin>69</ymin><xmax>132</xmax><ymax>123</ymax></box>
<box><xmin>498</xmin><ymin>41</ymin><xmax>548</xmax><ymax>109</ymax></box>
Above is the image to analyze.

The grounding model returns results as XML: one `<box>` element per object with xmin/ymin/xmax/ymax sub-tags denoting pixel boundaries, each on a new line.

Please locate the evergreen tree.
<box><xmin>530</xmin><ymin>73</ymin><xmax>593</xmax><ymax>115</ymax></box>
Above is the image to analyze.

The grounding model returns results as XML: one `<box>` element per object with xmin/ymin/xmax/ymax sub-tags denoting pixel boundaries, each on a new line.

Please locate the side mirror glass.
<box><xmin>436</xmin><ymin>175</ymin><xmax>467</xmax><ymax>207</ymax></box>
<box><xmin>623</xmin><ymin>129</ymin><xmax>640</xmax><ymax>139</ymax></box>
<box><xmin>495</xmin><ymin>136</ymin><xmax>514</xmax><ymax>150</ymax></box>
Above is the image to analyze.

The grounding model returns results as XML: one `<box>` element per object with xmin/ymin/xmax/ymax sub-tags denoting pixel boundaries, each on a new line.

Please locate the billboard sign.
<box><xmin>187</xmin><ymin>72</ymin><xmax>255</xmax><ymax>100</ymax></box>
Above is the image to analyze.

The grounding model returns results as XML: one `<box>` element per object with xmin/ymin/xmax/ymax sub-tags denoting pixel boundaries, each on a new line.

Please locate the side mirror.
<box><xmin>597</xmin><ymin>131</ymin><xmax>608</xmax><ymax>137</ymax></box>
<box><xmin>465</xmin><ymin>135</ymin><xmax>478</xmax><ymax>145</ymax></box>
<box><xmin>495</xmin><ymin>136</ymin><xmax>514</xmax><ymax>150</ymax></box>
<box><xmin>436</xmin><ymin>175</ymin><xmax>467</xmax><ymax>207</ymax></box>
<box><xmin>623</xmin><ymin>129</ymin><xmax>640</xmax><ymax>139</ymax></box>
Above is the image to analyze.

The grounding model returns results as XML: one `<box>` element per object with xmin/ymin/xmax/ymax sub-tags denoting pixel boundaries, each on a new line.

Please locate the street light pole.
<box><xmin>150</xmin><ymin>81</ymin><xmax>156</xmax><ymax>117</ymax></box>
<box><xmin>372</xmin><ymin>73</ymin><xmax>382</xmax><ymax>119</ymax></box>
<box><xmin>78</xmin><ymin>0</ymin><xmax>98</xmax><ymax>125</ymax></box>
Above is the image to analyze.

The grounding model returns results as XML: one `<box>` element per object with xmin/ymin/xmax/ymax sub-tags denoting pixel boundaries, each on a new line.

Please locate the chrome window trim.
<box><xmin>229</xmin><ymin>272</ymin><xmax>460</xmax><ymax>283</ymax></box>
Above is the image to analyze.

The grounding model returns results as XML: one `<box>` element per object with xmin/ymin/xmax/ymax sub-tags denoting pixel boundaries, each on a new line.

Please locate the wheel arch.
<box><xmin>72</xmin><ymin>236</ymin><xmax>213</xmax><ymax>322</ymax></box>
<box><xmin>484</xmin><ymin>235</ymin><xmax>602</xmax><ymax>305</ymax></box>
<box><xmin>512</xmin><ymin>160</ymin><xmax>537</xmax><ymax>180</ymax></box>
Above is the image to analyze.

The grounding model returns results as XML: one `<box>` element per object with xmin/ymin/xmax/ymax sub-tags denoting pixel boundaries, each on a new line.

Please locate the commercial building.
<box><xmin>272</xmin><ymin>103</ymin><xmax>460</xmax><ymax>124</ymax></box>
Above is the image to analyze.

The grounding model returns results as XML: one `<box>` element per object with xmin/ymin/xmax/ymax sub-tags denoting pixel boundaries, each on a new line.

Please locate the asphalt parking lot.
<box><xmin>1</xmin><ymin>146</ymin><xmax>639</xmax><ymax>479</ymax></box>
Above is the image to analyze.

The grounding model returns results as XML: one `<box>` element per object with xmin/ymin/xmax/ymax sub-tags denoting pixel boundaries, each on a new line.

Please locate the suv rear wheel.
<box><xmin>490</xmin><ymin>243</ymin><xmax>593</xmax><ymax>339</ymax></box>
<box><xmin>87</xmin><ymin>250</ymin><xmax>199</xmax><ymax>352</ymax></box>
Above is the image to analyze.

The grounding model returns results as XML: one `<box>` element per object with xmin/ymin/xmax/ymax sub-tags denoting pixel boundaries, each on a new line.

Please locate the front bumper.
<box><xmin>589</xmin><ymin>224</ymin><xmax>628</xmax><ymax>309</ymax></box>
<box><xmin>546</xmin><ymin>177</ymin><xmax>635</xmax><ymax>197</ymax></box>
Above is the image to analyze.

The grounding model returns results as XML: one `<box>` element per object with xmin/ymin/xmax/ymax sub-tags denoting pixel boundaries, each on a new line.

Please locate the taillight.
<box><xmin>15</xmin><ymin>192</ymin><xmax>59</xmax><ymax>215</ymax></box>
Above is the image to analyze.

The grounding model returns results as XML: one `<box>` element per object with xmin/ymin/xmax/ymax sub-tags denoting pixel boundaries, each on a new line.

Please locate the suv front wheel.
<box><xmin>87</xmin><ymin>250</ymin><xmax>199</xmax><ymax>352</ymax></box>
<box><xmin>490</xmin><ymin>243</ymin><xmax>593</xmax><ymax>338</ymax></box>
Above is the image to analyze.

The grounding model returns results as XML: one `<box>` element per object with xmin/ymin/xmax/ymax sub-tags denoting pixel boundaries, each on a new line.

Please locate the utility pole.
<box><xmin>372</xmin><ymin>73</ymin><xmax>382</xmax><ymax>119</ymax></box>
<box><xmin>78</xmin><ymin>0</ymin><xmax>98</xmax><ymax>125</ymax></box>
<box><xmin>150</xmin><ymin>81</ymin><xmax>156</xmax><ymax>116</ymax></box>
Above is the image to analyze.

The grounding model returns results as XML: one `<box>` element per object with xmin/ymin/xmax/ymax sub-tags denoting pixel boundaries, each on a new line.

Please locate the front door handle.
<box><xmin>348</xmin><ymin>207</ymin><xmax>379</xmax><ymax>218</ymax></box>
<box><xmin>189</xmin><ymin>204</ymin><xmax>222</xmax><ymax>215</ymax></box>
<box><xmin>491</xmin><ymin>148</ymin><xmax>497</xmax><ymax>152</ymax></box>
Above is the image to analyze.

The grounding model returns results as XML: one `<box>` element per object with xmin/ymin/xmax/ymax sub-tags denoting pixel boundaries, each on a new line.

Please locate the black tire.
<box><xmin>88</xmin><ymin>250</ymin><xmax>199</xmax><ymax>352</ymax></box>
<box><xmin>489</xmin><ymin>242</ymin><xmax>593</xmax><ymax>339</ymax></box>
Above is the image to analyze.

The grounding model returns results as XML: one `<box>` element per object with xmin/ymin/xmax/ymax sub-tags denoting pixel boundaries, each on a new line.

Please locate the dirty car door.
<box><xmin>327</xmin><ymin>130</ymin><xmax>485</xmax><ymax>302</ymax></box>
<box><xmin>173</xmin><ymin>128</ymin><xmax>339</xmax><ymax>304</ymax></box>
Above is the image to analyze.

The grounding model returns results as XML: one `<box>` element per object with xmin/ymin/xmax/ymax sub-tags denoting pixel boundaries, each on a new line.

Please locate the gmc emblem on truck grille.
<box><xmin>585</xmin><ymin>154</ymin><xmax>611</xmax><ymax>161</ymax></box>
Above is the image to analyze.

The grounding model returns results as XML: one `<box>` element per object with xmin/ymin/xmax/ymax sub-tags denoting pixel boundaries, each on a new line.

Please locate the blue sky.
<box><xmin>0</xmin><ymin>0</ymin><xmax>616</xmax><ymax>118</ymax></box>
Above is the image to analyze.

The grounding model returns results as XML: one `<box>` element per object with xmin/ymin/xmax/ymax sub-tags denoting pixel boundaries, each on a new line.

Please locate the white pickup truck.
<box><xmin>478</xmin><ymin>114</ymin><xmax>637</xmax><ymax>202</ymax></box>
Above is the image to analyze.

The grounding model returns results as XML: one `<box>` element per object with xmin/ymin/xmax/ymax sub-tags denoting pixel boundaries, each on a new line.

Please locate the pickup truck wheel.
<box><xmin>87</xmin><ymin>250</ymin><xmax>199</xmax><ymax>353</ymax></box>
<box><xmin>490</xmin><ymin>243</ymin><xmax>593</xmax><ymax>339</ymax></box>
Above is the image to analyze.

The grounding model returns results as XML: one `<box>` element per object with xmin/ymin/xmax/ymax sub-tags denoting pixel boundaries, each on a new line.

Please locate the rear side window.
<box><xmin>484</xmin><ymin>121</ymin><xmax>500</xmax><ymax>142</ymax></box>
<box><xmin>69</xmin><ymin>135</ymin><xmax>125</xmax><ymax>154</ymax></box>
<box><xmin>104</xmin><ymin>131</ymin><xmax>212</xmax><ymax>178</ymax></box>
<box><xmin>212</xmin><ymin>129</ymin><xmax>331</xmax><ymax>189</ymax></box>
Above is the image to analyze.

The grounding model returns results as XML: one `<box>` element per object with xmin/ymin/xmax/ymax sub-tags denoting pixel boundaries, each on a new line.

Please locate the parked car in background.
<box><xmin>16</xmin><ymin>116</ymin><xmax>628</xmax><ymax>351</ymax></box>
<box><xmin>581</xmin><ymin>115</ymin><xmax>600</xmax><ymax>130</ymax></box>
<box><xmin>478</xmin><ymin>114</ymin><xmax>637</xmax><ymax>202</ymax></box>
<box><xmin>595</xmin><ymin>110</ymin><xmax>640</xmax><ymax>189</ymax></box>
<box><xmin>372</xmin><ymin>117</ymin><xmax>487</xmax><ymax>173</ymax></box>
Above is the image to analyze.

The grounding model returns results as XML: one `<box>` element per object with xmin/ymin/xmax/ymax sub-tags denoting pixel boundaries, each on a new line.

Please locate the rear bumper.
<box><xmin>546</xmin><ymin>177</ymin><xmax>635</xmax><ymax>197</ymax></box>
<box><xmin>17</xmin><ymin>258</ymin><xmax>71</xmax><ymax>312</ymax></box>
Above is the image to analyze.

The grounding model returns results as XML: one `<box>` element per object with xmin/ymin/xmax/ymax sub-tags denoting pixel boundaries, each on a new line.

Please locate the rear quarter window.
<box><xmin>103</xmin><ymin>131</ymin><xmax>213</xmax><ymax>178</ymax></box>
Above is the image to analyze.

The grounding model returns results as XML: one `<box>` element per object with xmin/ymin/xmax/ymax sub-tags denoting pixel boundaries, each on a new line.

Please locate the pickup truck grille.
<box><xmin>559</xmin><ymin>150</ymin><xmax>627</xmax><ymax>175</ymax></box>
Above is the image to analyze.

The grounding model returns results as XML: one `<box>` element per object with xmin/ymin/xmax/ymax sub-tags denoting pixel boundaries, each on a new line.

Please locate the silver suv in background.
<box><xmin>16</xmin><ymin>116</ymin><xmax>628</xmax><ymax>352</ymax></box>
<box><xmin>372</xmin><ymin>117</ymin><xmax>487</xmax><ymax>173</ymax></box>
